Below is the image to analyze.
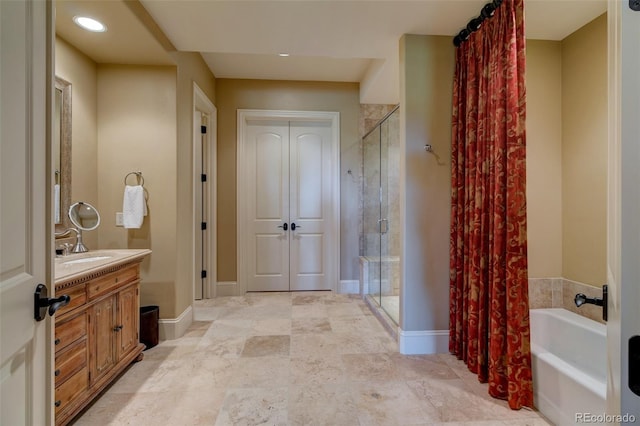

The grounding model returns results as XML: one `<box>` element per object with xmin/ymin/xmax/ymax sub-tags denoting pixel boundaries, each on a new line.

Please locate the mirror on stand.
<box><xmin>65</xmin><ymin>201</ymin><xmax>100</xmax><ymax>253</ymax></box>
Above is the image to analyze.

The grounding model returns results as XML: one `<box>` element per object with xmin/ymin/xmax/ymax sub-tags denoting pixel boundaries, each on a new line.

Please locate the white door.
<box><xmin>289</xmin><ymin>121</ymin><xmax>334</xmax><ymax>291</ymax></box>
<box><xmin>241</xmin><ymin>113</ymin><xmax>338</xmax><ymax>292</ymax></box>
<box><xmin>607</xmin><ymin>0</ymin><xmax>640</xmax><ymax>418</ymax></box>
<box><xmin>1</xmin><ymin>0</ymin><xmax>52</xmax><ymax>424</ymax></box>
<box><xmin>246</xmin><ymin>120</ymin><xmax>291</xmax><ymax>291</ymax></box>
<box><xmin>193</xmin><ymin>83</ymin><xmax>216</xmax><ymax>299</ymax></box>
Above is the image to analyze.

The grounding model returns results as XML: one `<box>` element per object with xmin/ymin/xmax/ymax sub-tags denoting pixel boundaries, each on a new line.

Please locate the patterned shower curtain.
<box><xmin>449</xmin><ymin>0</ymin><xmax>533</xmax><ymax>409</ymax></box>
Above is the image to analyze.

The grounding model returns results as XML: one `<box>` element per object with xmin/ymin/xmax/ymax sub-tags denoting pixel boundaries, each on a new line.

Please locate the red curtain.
<box><xmin>449</xmin><ymin>0</ymin><xmax>533</xmax><ymax>409</ymax></box>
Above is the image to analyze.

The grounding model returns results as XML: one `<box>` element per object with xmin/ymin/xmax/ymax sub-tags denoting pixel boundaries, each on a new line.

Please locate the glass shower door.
<box><xmin>362</xmin><ymin>107</ymin><xmax>400</xmax><ymax>324</ymax></box>
<box><xmin>363</xmin><ymin>125</ymin><xmax>382</xmax><ymax>306</ymax></box>
<box><xmin>379</xmin><ymin>109</ymin><xmax>399</xmax><ymax>325</ymax></box>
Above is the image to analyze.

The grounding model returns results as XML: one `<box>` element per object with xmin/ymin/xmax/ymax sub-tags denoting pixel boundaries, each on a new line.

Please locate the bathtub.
<box><xmin>530</xmin><ymin>308</ymin><xmax>606</xmax><ymax>426</ymax></box>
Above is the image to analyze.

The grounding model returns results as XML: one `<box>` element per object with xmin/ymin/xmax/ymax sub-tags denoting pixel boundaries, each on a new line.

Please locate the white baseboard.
<box><xmin>158</xmin><ymin>305</ymin><xmax>193</xmax><ymax>341</ymax></box>
<box><xmin>339</xmin><ymin>280</ymin><xmax>359</xmax><ymax>294</ymax></box>
<box><xmin>398</xmin><ymin>328</ymin><xmax>449</xmax><ymax>355</ymax></box>
<box><xmin>216</xmin><ymin>281</ymin><xmax>237</xmax><ymax>297</ymax></box>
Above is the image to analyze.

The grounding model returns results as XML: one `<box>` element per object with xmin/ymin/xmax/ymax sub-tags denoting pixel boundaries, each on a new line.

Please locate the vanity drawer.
<box><xmin>55</xmin><ymin>311</ymin><xmax>87</xmax><ymax>352</ymax></box>
<box><xmin>54</xmin><ymin>367</ymin><xmax>88</xmax><ymax>417</ymax></box>
<box><xmin>55</xmin><ymin>283</ymin><xmax>87</xmax><ymax>317</ymax></box>
<box><xmin>88</xmin><ymin>266</ymin><xmax>138</xmax><ymax>300</ymax></box>
<box><xmin>55</xmin><ymin>338</ymin><xmax>87</xmax><ymax>386</ymax></box>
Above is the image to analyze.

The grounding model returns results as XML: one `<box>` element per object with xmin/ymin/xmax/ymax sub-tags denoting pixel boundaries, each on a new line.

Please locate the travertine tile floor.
<box><xmin>74</xmin><ymin>292</ymin><xmax>552</xmax><ymax>426</ymax></box>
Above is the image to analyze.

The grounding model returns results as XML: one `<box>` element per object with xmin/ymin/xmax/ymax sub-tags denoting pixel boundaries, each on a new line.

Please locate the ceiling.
<box><xmin>56</xmin><ymin>0</ymin><xmax>607</xmax><ymax>104</ymax></box>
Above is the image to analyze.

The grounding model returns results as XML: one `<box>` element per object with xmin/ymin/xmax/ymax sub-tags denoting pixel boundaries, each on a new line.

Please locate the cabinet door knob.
<box><xmin>54</xmin><ymin>338</ymin><xmax>61</xmax><ymax>345</ymax></box>
<box><xmin>54</xmin><ymin>400</ymin><xmax>61</xmax><ymax>408</ymax></box>
<box><xmin>113</xmin><ymin>325</ymin><xmax>123</xmax><ymax>332</ymax></box>
<box><xmin>54</xmin><ymin>369</ymin><xmax>60</xmax><ymax>377</ymax></box>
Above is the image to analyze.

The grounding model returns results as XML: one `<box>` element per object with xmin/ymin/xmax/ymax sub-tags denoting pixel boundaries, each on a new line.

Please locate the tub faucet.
<box><xmin>574</xmin><ymin>284</ymin><xmax>608</xmax><ymax>321</ymax></box>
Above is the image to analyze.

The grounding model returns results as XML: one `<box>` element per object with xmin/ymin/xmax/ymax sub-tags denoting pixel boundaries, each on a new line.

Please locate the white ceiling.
<box><xmin>57</xmin><ymin>0</ymin><xmax>607</xmax><ymax>104</ymax></box>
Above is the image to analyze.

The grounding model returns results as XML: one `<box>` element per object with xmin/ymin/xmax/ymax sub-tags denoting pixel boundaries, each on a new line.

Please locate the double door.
<box><xmin>244</xmin><ymin>118</ymin><xmax>335</xmax><ymax>292</ymax></box>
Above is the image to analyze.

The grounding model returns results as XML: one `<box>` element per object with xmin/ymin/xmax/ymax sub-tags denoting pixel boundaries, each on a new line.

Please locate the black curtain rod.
<box><xmin>453</xmin><ymin>0</ymin><xmax>504</xmax><ymax>47</ymax></box>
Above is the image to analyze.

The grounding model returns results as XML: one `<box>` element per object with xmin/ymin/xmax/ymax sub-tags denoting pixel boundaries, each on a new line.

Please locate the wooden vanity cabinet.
<box><xmin>54</xmin><ymin>260</ymin><xmax>146</xmax><ymax>426</ymax></box>
<box><xmin>89</xmin><ymin>283</ymin><xmax>139</xmax><ymax>385</ymax></box>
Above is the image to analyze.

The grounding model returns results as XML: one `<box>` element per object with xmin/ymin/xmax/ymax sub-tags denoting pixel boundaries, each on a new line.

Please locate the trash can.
<box><xmin>139</xmin><ymin>305</ymin><xmax>159</xmax><ymax>350</ymax></box>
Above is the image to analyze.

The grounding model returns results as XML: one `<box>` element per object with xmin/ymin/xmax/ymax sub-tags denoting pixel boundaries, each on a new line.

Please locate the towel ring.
<box><xmin>124</xmin><ymin>171</ymin><xmax>144</xmax><ymax>186</ymax></box>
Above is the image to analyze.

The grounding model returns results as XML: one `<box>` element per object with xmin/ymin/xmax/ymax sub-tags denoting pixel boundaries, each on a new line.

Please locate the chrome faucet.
<box><xmin>55</xmin><ymin>242</ymin><xmax>73</xmax><ymax>256</ymax></box>
<box><xmin>574</xmin><ymin>284</ymin><xmax>608</xmax><ymax>321</ymax></box>
<box><xmin>54</xmin><ymin>227</ymin><xmax>88</xmax><ymax>253</ymax></box>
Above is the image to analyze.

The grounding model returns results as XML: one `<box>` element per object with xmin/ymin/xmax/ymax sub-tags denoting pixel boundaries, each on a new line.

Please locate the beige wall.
<box><xmin>96</xmin><ymin>65</ymin><xmax>178</xmax><ymax>316</ymax></box>
<box><xmin>215</xmin><ymin>79</ymin><xmax>361</xmax><ymax>283</ymax></box>
<box><xmin>56</xmin><ymin>43</ymin><xmax>216</xmax><ymax>322</ymax></box>
<box><xmin>561</xmin><ymin>14</ymin><xmax>608</xmax><ymax>287</ymax></box>
<box><xmin>526</xmin><ymin>15</ymin><xmax>607</xmax><ymax>287</ymax></box>
<box><xmin>526</xmin><ymin>40</ymin><xmax>563</xmax><ymax>278</ymax></box>
<box><xmin>55</xmin><ymin>37</ymin><xmax>99</xmax><ymax>249</ymax></box>
<box><xmin>399</xmin><ymin>35</ymin><xmax>454</xmax><ymax>332</ymax></box>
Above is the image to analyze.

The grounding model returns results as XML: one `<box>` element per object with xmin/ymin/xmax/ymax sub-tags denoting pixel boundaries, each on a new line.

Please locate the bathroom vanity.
<box><xmin>53</xmin><ymin>249</ymin><xmax>151</xmax><ymax>426</ymax></box>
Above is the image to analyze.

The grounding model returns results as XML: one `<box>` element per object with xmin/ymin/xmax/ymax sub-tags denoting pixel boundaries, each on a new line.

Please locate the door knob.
<box><xmin>277</xmin><ymin>223</ymin><xmax>288</xmax><ymax>231</ymax></box>
<box><xmin>34</xmin><ymin>284</ymin><xmax>70</xmax><ymax>321</ymax></box>
<box><xmin>291</xmin><ymin>222</ymin><xmax>301</xmax><ymax>231</ymax></box>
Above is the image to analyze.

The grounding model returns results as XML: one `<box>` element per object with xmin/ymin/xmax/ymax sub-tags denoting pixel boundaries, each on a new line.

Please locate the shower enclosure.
<box><xmin>361</xmin><ymin>106</ymin><xmax>400</xmax><ymax>325</ymax></box>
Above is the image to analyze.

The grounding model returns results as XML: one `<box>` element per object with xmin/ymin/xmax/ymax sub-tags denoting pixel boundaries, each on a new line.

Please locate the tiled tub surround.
<box><xmin>74</xmin><ymin>292</ymin><xmax>551</xmax><ymax>425</ymax></box>
<box><xmin>528</xmin><ymin>278</ymin><xmax>607</xmax><ymax>324</ymax></box>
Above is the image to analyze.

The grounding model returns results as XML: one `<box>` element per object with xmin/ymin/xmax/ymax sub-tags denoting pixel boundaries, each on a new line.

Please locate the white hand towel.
<box><xmin>54</xmin><ymin>184</ymin><xmax>61</xmax><ymax>224</ymax></box>
<box><xmin>123</xmin><ymin>185</ymin><xmax>146</xmax><ymax>229</ymax></box>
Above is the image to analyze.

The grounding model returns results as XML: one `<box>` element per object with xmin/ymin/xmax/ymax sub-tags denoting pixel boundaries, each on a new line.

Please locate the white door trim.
<box><xmin>237</xmin><ymin>109</ymin><xmax>340</xmax><ymax>295</ymax></box>
<box><xmin>606</xmin><ymin>0</ymin><xmax>622</xmax><ymax>415</ymax></box>
<box><xmin>192</xmin><ymin>82</ymin><xmax>217</xmax><ymax>299</ymax></box>
<box><xmin>607</xmin><ymin>0</ymin><xmax>640</xmax><ymax>416</ymax></box>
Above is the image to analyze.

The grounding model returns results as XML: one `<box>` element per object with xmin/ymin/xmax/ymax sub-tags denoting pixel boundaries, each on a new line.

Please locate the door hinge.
<box><xmin>201</xmin><ymin>270</ymin><xmax>207</xmax><ymax>279</ymax></box>
<box><xmin>201</xmin><ymin>222</ymin><xmax>207</xmax><ymax>230</ymax></box>
<box><xmin>201</xmin><ymin>173</ymin><xmax>207</xmax><ymax>182</ymax></box>
<box><xmin>201</xmin><ymin>125</ymin><xmax>207</xmax><ymax>134</ymax></box>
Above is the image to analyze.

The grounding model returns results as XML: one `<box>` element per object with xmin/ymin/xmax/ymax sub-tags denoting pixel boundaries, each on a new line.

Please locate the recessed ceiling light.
<box><xmin>278</xmin><ymin>53</ymin><xmax>290</xmax><ymax>57</ymax></box>
<box><xmin>73</xmin><ymin>16</ymin><xmax>107</xmax><ymax>32</ymax></box>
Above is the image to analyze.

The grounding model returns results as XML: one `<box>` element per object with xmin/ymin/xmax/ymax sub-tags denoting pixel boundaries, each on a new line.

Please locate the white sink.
<box><xmin>62</xmin><ymin>255</ymin><xmax>111</xmax><ymax>265</ymax></box>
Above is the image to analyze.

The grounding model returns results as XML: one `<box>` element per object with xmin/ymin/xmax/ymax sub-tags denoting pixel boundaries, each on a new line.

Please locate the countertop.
<box><xmin>54</xmin><ymin>249</ymin><xmax>151</xmax><ymax>284</ymax></box>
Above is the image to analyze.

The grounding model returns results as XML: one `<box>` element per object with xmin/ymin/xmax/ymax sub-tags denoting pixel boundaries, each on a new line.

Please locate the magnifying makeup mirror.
<box><xmin>66</xmin><ymin>202</ymin><xmax>100</xmax><ymax>252</ymax></box>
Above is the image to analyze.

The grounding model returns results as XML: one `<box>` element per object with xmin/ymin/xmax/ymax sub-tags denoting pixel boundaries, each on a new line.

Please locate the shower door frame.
<box><xmin>362</xmin><ymin>105</ymin><xmax>399</xmax><ymax>323</ymax></box>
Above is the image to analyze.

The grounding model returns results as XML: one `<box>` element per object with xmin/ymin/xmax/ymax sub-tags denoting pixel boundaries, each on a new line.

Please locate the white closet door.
<box><xmin>246</xmin><ymin>121</ymin><xmax>290</xmax><ymax>291</ymax></box>
<box><xmin>244</xmin><ymin>120</ymin><xmax>337</xmax><ymax>291</ymax></box>
<box><xmin>289</xmin><ymin>121</ymin><xmax>333</xmax><ymax>291</ymax></box>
